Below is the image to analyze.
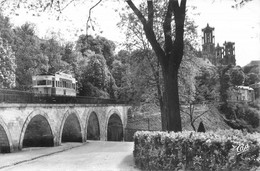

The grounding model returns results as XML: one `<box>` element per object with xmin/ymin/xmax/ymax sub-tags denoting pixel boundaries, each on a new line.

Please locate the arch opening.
<box><xmin>22</xmin><ymin>115</ymin><xmax>54</xmax><ymax>148</ymax></box>
<box><xmin>62</xmin><ymin>114</ymin><xmax>82</xmax><ymax>142</ymax></box>
<box><xmin>87</xmin><ymin>112</ymin><xmax>100</xmax><ymax>140</ymax></box>
<box><xmin>107</xmin><ymin>114</ymin><xmax>123</xmax><ymax>141</ymax></box>
<box><xmin>0</xmin><ymin>125</ymin><xmax>10</xmax><ymax>153</ymax></box>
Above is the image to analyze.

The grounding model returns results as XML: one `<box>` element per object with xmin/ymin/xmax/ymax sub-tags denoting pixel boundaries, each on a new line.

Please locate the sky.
<box><xmin>4</xmin><ymin>0</ymin><xmax>260</xmax><ymax>67</ymax></box>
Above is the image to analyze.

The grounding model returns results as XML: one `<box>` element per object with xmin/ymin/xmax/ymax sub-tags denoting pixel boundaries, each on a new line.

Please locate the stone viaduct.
<box><xmin>0</xmin><ymin>103</ymin><xmax>130</xmax><ymax>153</ymax></box>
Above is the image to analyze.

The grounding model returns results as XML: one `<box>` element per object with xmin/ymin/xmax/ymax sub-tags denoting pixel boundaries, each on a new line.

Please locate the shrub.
<box><xmin>249</xmin><ymin>99</ymin><xmax>260</xmax><ymax>110</ymax></box>
<box><xmin>235</xmin><ymin>103</ymin><xmax>259</xmax><ymax>128</ymax></box>
<box><xmin>219</xmin><ymin>103</ymin><xmax>237</xmax><ymax>119</ymax></box>
<box><xmin>244</xmin><ymin>107</ymin><xmax>260</xmax><ymax>128</ymax></box>
<box><xmin>219</xmin><ymin>103</ymin><xmax>260</xmax><ymax>129</ymax></box>
<box><xmin>134</xmin><ymin>130</ymin><xmax>260</xmax><ymax>171</ymax></box>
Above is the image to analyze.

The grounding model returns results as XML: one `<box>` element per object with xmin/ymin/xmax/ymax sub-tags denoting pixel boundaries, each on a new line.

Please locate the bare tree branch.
<box><xmin>61</xmin><ymin>0</ymin><xmax>75</xmax><ymax>11</ymax></box>
<box><xmin>147</xmin><ymin>0</ymin><xmax>154</xmax><ymax>29</ymax></box>
<box><xmin>125</xmin><ymin>0</ymin><xmax>147</xmax><ymax>25</ymax></box>
<box><xmin>86</xmin><ymin>0</ymin><xmax>103</xmax><ymax>35</ymax></box>
<box><xmin>192</xmin><ymin>110</ymin><xmax>209</xmax><ymax>124</ymax></box>
<box><xmin>180</xmin><ymin>108</ymin><xmax>191</xmax><ymax>116</ymax></box>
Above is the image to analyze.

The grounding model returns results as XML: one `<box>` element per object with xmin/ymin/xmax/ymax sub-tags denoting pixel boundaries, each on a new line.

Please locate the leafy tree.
<box><xmin>40</xmin><ymin>38</ymin><xmax>70</xmax><ymax>74</ymax></box>
<box><xmin>244</xmin><ymin>73</ymin><xmax>260</xmax><ymax>86</ymax></box>
<box><xmin>0</xmin><ymin>37</ymin><xmax>16</xmax><ymax>88</ymax></box>
<box><xmin>243</xmin><ymin>65</ymin><xmax>257</xmax><ymax>74</ymax></box>
<box><xmin>114</xmin><ymin>50</ymin><xmax>130</xmax><ymax>64</ymax></box>
<box><xmin>218</xmin><ymin>65</ymin><xmax>246</xmax><ymax>104</ymax></box>
<box><xmin>119</xmin><ymin>0</ymin><xmax>191</xmax><ymax>131</ymax></box>
<box><xmin>13</xmin><ymin>23</ymin><xmax>48</xmax><ymax>90</ymax></box>
<box><xmin>117</xmin><ymin>2</ymin><xmax>200</xmax><ymax>123</ymax></box>
<box><xmin>194</xmin><ymin>67</ymin><xmax>219</xmax><ymax>103</ymax></box>
<box><xmin>178</xmin><ymin>46</ymin><xmax>201</xmax><ymax>104</ymax></box>
<box><xmin>123</xmin><ymin>49</ymin><xmax>162</xmax><ymax>111</ymax></box>
<box><xmin>76</xmin><ymin>35</ymin><xmax>115</xmax><ymax>69</ymax></box>
<box><xmin>230</xmin><ymin>66</ymin><xmax>245</xmax><ymax>86</ymax></box>
<box><xmin>219</xmin><ymin>65</ymin><xmax>233</xmax><ymax>103</ymax></box>
<box><xmin>61</xmin><ymin>42</ymin><xmax>77</xmax><ymax>65</ymax></box>
<box><xmin>0</xmin><ymin>13</ymin><xmax>15</xmax><ymax>46</ymax></box>
<box><xmin>243</xmin><ymin>62</ymin><xmax>260</xmax><ymax>86</ymax></box>
<box><xmin>111</xmin><ymin>60</ymin><xmax>126</xmax><ymax>88</ymax></box>
<box><xmin>75</xmin><ymin>34</ymin><xmax>118</xmax><ymax>98</ymax></box>
<box><xmin>112</xmin><ymin>50</ymin><xmax>131</xmax><ymax>89</ymax></box>
<box><xmin>77</xmin><ymin>53</ymin><xmax>116</xmax><ymax>98</ymax></box>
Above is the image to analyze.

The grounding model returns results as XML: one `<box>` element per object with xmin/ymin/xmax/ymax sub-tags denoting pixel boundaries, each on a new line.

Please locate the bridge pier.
<box><xmin>0</xmin><ymin>103</ymin><xmax>130</xmax><ymax>153</ymax></box>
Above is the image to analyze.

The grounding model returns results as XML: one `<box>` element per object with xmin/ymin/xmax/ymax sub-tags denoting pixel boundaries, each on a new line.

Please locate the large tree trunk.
<box><xmin>162</xmin><ymin>64</ymin><xmax>182</xmax><ymax>131</ymax></box>
<box><xmin>126</xmin><ymin>0</ymin><xmax>186</xmax><ymax>132</ymax></box>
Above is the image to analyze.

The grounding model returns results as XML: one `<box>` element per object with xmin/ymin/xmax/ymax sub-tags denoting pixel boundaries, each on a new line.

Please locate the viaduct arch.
<box><xmin>0</xmin><ymin>104</ymin><xmax>129</xmax><ymax>153</ymax></box>
<box><xmin>105</xmin><ymin>109</ymin><xmax>124</xmax><ymax>141</ymax></box>
<box><xmin>86</xmin><ymin>111</ymin><xmax>100</xmax><ymax>140</ymax></box>
<box><xmin>59</xmin><ymin>110</ymin><xmax>84</xmax><ymax>143</ymax></box>
<box><xmin>0</xmin><ymin>117</ymin><xmax>13</xmax><ymax>153</ymax></box>
<box><xmin>19</xmin><ymin>110</ymin><xmax>55</xmax><ymax>150</ymax></box>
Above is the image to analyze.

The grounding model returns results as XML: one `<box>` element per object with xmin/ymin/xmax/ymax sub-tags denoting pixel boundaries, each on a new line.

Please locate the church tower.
<box><xmin>215</xmin><ymin>43</ymin><xmax>224</xmax><ymax>65</ymax></box>
<box><xmin>223</xmin><ymin>41</ymin><xmax>236</xmax><ymax>65</ymax></box>
<box><xmin>201</xmin><ymin>24</ymin><xmax>216</xmax><ymax>65</ymax></box>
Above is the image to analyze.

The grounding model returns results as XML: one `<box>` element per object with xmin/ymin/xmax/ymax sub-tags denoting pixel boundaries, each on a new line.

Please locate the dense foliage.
<box><xmin>219</xmin><ymin>103</ymin><xmax>259</xmax><ymax>131</ymax></box>
<box><xmin>134</xmin><ymin>130</ymin><xmax>260</xmax><ymax>171</ymax></box>
<box><xmin>216</xmin><ymin>63</ymin><xmax>260</xmax><ymax>132</ymax></box>
<box><xmin>0</xmin><ymin>12</ymin><xmax>118</xmax><ymax>98</ymax></box>
<box><xmin>0</xmin><ymin>37</ymin><xmax>16</xmax><ymax>88</ymax></box>
<box><xmin>243</xmin><ymin>61</ymin><xmax>260</xmax><ymax>86</ymax></box>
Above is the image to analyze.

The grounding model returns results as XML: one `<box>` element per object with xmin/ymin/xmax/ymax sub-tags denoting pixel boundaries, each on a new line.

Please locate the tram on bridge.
<box><xmin>0</xmin><ymin>72</ymin><xmax>122</xmax><ymax>104</ymax></box>
<box><xmin>32</xmin><ymin>72</ymin><xmax>77</xmax><ymax>96</ymax></box>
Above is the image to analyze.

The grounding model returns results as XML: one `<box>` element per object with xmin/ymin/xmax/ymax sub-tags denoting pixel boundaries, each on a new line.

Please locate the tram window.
<box><xmin>37</xmin><ymin>80</ymin><xmax>47</xmax><ymax>85</ymax></box>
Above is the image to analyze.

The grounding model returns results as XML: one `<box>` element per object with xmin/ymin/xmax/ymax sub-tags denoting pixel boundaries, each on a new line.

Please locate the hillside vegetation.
<box><xmin>125</xmin><ymin>104</ymin><xmax>231</xmax><ymax>141</ymax></box>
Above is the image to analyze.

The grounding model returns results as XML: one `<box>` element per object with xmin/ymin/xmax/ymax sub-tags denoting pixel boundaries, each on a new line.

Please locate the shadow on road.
<box><xmin>119</xmin><ymin>154</ymin><xmax>140</xmax><ymax>171</ymax></box>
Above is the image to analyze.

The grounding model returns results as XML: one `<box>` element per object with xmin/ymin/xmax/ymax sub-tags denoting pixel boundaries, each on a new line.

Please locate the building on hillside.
<box><xmin>229</xmin><ymin>86</ymin><xmax>255</xmax><ymax>102</ymax></box>
<box><xmin>250</xmin><ymin>82</ymin><xmax>260</xmax><ymax>99</ymax></box>
<box><xmin>201</xmin><ymin>23</ymin><xmax>236</xmax><ymax>66</ymax></box>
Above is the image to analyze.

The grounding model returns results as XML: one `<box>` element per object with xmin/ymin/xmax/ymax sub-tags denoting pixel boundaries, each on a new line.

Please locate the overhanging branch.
<box><xmin>86</xmin><ymin>0</ymin><xmax>103</xmax><ymax>35</ymax></box>
<box><xmin>125</xmin><ymin>0</ymin><xmax>147</xmax><ymax>25</ymax></box>
<box><xmin>126</xmin><ymin>0</ymin><xmax>165</xmax><ymax>64</ymax></box>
